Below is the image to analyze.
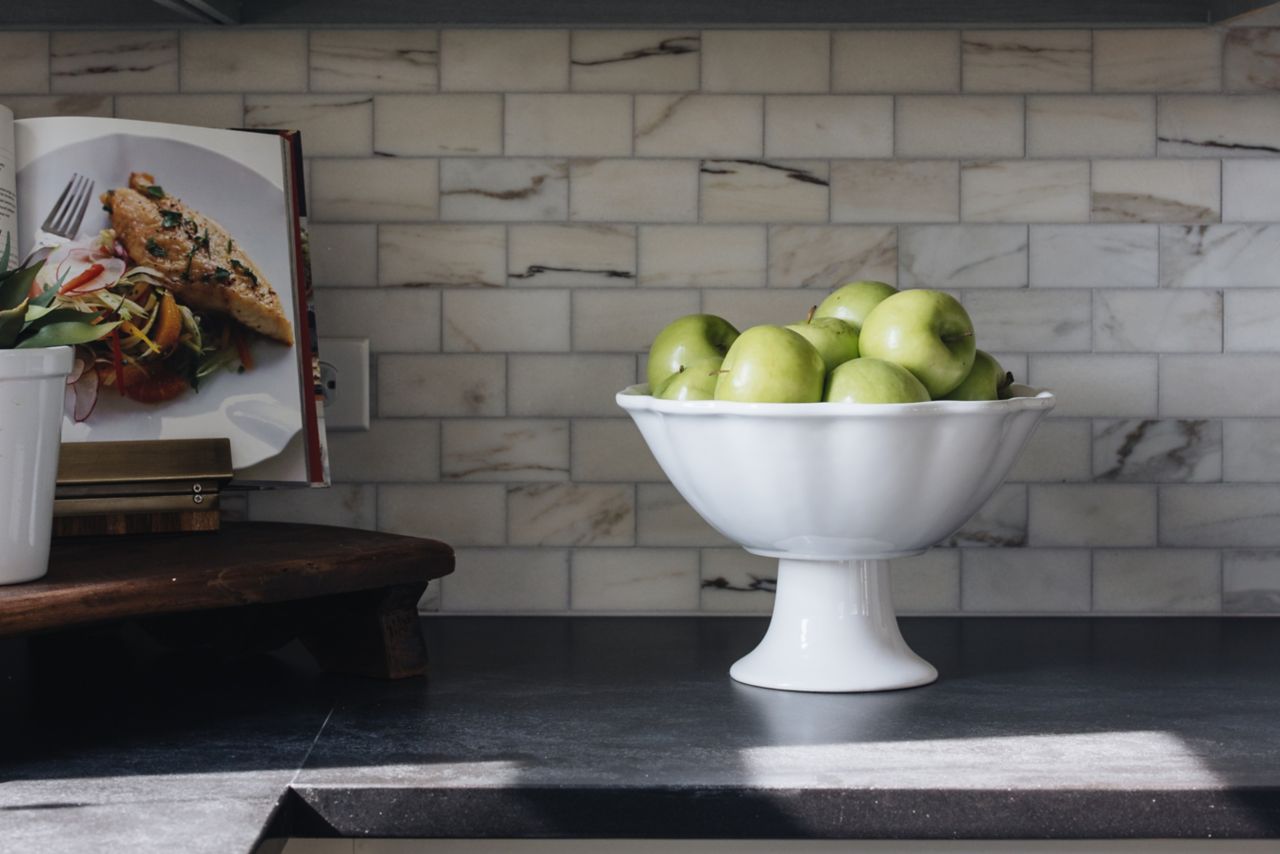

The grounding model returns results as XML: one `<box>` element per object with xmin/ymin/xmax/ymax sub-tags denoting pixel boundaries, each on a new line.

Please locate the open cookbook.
<box><xmin>0</xmin><ymin>107</ymin><xmax>327</xmax><ymax>486</ymax></box>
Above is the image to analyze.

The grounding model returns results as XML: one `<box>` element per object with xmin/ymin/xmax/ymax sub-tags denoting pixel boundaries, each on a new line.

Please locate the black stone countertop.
<box><xmin>4</xmin><ymin>617</ymin><xmax>1280</xmax><ymax>852</ymax></box>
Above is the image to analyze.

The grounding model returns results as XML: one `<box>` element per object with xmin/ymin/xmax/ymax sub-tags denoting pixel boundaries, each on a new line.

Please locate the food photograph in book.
<box><xmin>10</xmin><ymin>116</ymin><xmax>325</xmax><ymax>484</ymax></box>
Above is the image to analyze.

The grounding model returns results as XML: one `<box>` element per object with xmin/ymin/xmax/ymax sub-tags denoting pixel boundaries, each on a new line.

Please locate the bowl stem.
<box><xmin>729</xmin><ymin>557</ymin><xmax>938</xmax><ymax>693</ymax></box>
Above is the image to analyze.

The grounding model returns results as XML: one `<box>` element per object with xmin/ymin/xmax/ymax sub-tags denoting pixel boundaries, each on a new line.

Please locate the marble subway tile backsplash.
<box><xmin>14</xmin><ymin>23</ymin><xmax>1279</xmax><ymax>615</ymax></box>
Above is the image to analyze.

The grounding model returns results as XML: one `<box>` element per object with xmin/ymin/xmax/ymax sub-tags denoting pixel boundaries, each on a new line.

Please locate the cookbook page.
<box><xmin>13</xmin><ymin>116</ymin><xmax>311</xmax><ymax>482</ymax></box>
<box><xmin>0</xmin><ymin>105</ymin><xmax>16</xmax><ymax>271</ymax></box>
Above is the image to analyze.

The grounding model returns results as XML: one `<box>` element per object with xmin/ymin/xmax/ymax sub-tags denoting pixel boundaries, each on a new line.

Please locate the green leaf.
<box><xmin>30</xmin><ymin>285</ymin><xmax>59</xmax><ymax>309</ymax></box>
<box><xmin>0</xmin><ymin>261</ymin><xmax>44</xmax><ymax>312</ymax></box>
<box><xmin>0</xmin><ymin>231</ymin><xmax>10</xmax><ymax>275</ymax></box>
<box><xmin>22</xmin><ymin>306</ymin><xmax>97</xmax><ymax>333</ymax></box>
<box><xmin>0</xmin><ymin>299</ymin><xmax>28</xmax><ymax>349</ymax></box>
<box><xmin>16</xmin><ymin>319</ymin><xmax>120</xmax><ymax>349</ymax></box>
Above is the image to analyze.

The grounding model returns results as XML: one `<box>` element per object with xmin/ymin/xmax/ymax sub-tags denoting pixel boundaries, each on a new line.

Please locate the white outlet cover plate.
<box><xmin>319</xmin><ymin>337</ymin><xmax>370</xmax><ymax>431</ymax></box>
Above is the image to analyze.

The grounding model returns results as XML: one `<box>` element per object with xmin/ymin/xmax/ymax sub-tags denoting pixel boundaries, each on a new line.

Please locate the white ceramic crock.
<box><xmin>617</xmin><ymin>384</ymin><xmax>1055</xmax><ymax>693</ymax></box>
<box><xmin>0</xmin><ymin>346</ymin><xmax>73</xmax><ymax>585</ymax></box>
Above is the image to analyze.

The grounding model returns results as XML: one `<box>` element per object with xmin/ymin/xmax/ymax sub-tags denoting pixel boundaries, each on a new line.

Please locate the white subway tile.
<box><xmin>961</xmin><ymin>549</ymin><xmax>1091</xmax><ymax>613</ymax></box>
<box><xmin>1160</xmin><ymin>224</ymin><xmax>1280</xmax><ymax>288</ymax></box>
<box><xmin>1094</xmin><ymin>29</ymin><xmax>1222</xmax><ymax>92</ymax></box>
<box><xmin>377</xmin><ymin>354</ymin><xmax>504</xmax><ymax>417</ymax></box>
<box><xmin>638</xmin><ymin>225</ymin><xmax>767</xmax><ymax>288</ymax></box>
<box><xmin>635</xmin><ymin>95</ymin><xmax>762</xmax><ymax>158</ymax></box>
<box><xmin>442</xmin><ymin>419</ymin><xmax>569</xmax><ymax>482</ymax></box>
<box><xmin>378</xmin><ymin>224</ymin><xmax>505</xmax><ymax>288</ymax></box>
<box><xmin>1158</xmin><ymin>95</ymin><xmax>1280</xmax><ymax>157</ymax></box>
<box><xmin>961</xmin><ymin>160</ymin><xmax>1090</xmax><ymax>223</ymax></box>
<box><xmin>374</xmin><ymin>94</ymin><xmax>502</xmax><ymax>157</ymax></box>
<box><xmin>379</xmin><ymin>483</ymin><xmax>506</xmax><ymax>546</ymax></box>
<box><xmin>1225</xmin><ymin>290</ymin><xmax>1280</xmax><ymax>351</ymax></box>
<box><xmin>1092</xmin><ymin>160</ymin><xmax>1220</xmax><ymax>224</ymax></box>
<box><xmin>310</xmin><ymin>158</ymin><xmax>436</xmax><ymax>222</ymax></box>
<box><xmin>309</xmin><ymin>224</ymin><xmax>377</xmax><ymax>288</ymax></box>
<box><xmin>831</xmin><ymin>161</ymin><xmax>959</xmax><ymax>224</ymax></box>
<box><xmin>945</xmin><ymin>484</ymin><xmax>1027</xmax><ymax>547</ymax></box>
<box><xmin>764</xmin><ymin>96</ymin><xmax>893</xmax><ymax>158</ymax></box>
<box><xmin>898</xmin><ymin>225</ymin><xmax>1027</xmax><ymax>288</ymax></box>
<box><xmin>962</xmin><ymin>289</ymin><xmax>1091</xmax><ymax>352</ymax></box>
<box><xmin>508</xmin><ymin>483</ymin><xmax>634</xmax><ymax>546</ymax></box>
<box><xmin>314</xmin><ymin>288</ymin><xmax>441</xmax><ymax>352</ymax></box>
<box><xmin>509</xmin><ymin>224</ymin><xmax>636</xmax><ymax>287</ymax></box>
<box><xmin>767</xmin><ymin>225</ymin><xmax>897</xmax><ymax>289</ymax></box>
<box><xmin>891</xmin><ymin>550</ymin><xmax>961</xmax><ymax>613</ymax></box>
<box><xmin>572</xmin><ymin>419</ymin><xmax>666</xmax><ymax>482</ymax></box>
<box><xmin>309</xmin><ymin>30</ymin><xmax>438</xmax><ymax>92</ymax></box>
<box><xmin>571</xmin><ymin>548</ymin><xmax>700</xmax><ymax>611</ymax></box>
<box><xmin>327</xmin><ymin>419</ymin><xmax>440</xmax><ymax>482</ymax></box>
<box><xmin>443</xmin><ymin>548</ymin><xmax>568</xmax><ymax>612</ymax></box>
<box><xmin>1094</xmin><ymin>290</ymin><xmax>1222</xmax><ymax>353</ymax></box>
<box><xmin>0</xmin><ymin>33</ymin><xmax>49</xmax><ymax>93</ymax></box>
<box><xmin>961</xmin><ymin>30</ymin><xmax>1090</xmax><ymax>93</ymax></box>
<box><xmin>248</xmin><ymin>484</ymin><xmax>375</xmax><ymax>529</ymax></box>
<box><xmin>181</xmin><ymin>30</ymin><xmax>307</xmax><ymax>92</ymax></box>
<box><xmin>700</xmin><ymin>548</ymin><xmax>777</xmax><ymax>613</ymax></box>
<box><xmin>1029</xmin><ymin>225</ymin><xmax>1158</xmax><ymax>288</ymax></box>
<box><xmin>1093</xmin><ymin>418</ymin><xmax>1222</xmax><ymax>482</ymax></box>
<box><xmin>1</xmin><ymin>95</ymin><xmax>110</xmax><ymax>119</ymax></box>
<box><xmin>1223</xmin><ymin>550</ymin><xmax>1280</xmax><ymax>614</ymax></box>
<box><xmin>700</xmin><ymin>160</ymin><xmax>829</xmax><ymax>223</ymax></box>
<box><xmin>701</xmin><ymin>30</ymin><xmax>829</xmax><ymax>93</ymax></box>
<box><xmin>701</xmin><ymin>289</ymin><xmax>815</xmax><ymax>330</ymax></box>
<box><xmin>1222</xmin><ymin>161</ymin><xmax>1280</xmax><ymax>222</ymax></box>
<box><xmin>1028</xmin><ymin>354</ymin><xmax>1158</xmax><ymax>417</ymax></box>
<box><xmin>505</xmin><ymin>94</ymin><xmax>633</xmax><ymax>157</ymax></box>
<box><xmin>1225</xmin><ymin>28</ymin><xmax>1280</xmax><ymax>92</ymax></box>
<box><xmin>1029</xmin><ymin>484</ymin><xmax>1157</xmax><ymax>546</ymax></box>
<box><xmin>832</xmin><ymin>31</ymin><xmax>959</xmax><ymax>93</ymax></box>
<box><xmin>573</xmin><ymin>290</ymin><xmax>700</xmax><ymax>352</ymax></box>
<box><xmin>895</xmin><ymin>96</ymin><xmax>1024</xmax><ymax>158</ymax></box>
<box><xmin>571</xmin><ymin>31</ymin><xmax>700</xmax><ymax>92</ymax></box>
<box><xmin>444</xmin><ymin>290</ymin><xmax>571</xmax><ymax>352</ymax></box>
<box><xmin>440</xmin><ymin>159</ymin><xmax>568</xmax><ymax>221</ymax></box>
<box><xmin>1092</xmin><ymin>550</ymin><xmax>1220</xmax><ymax>613</ymax></box>
<box><xmin>1026</xmin><ymin>96</ymin><xmax>1155</xmax><ymax>157</ymax></box>
<box><xmin>114</xmin><ymin>94</ymin><xmax>242</xmax><ymax>128</ymax></box>
<box><xmin>1161</xmin><ymin>485</ymin><xmax>1280</xmax><ymax>547</ymax></box>
<box><xmin>508</xmin><ymin>354</ymin><xmax>637</xmax><ymax>416</ymax></box>
<box><xmin>440</xmin><ymin>30</ymin><xmax>569</xmax><ymax>92</ymax></box>
<box><xmin>1008</xmin><ymin>419</ymin><xmax>1093</xmax><ymax>482</ymax></box>
<box><xmin>244</xmin><ymin>94</ymin><xmax>373</xmax><ymax>156</ymax></box>
<box><xmin>636</xmin><ymin>484</ymin><xmax>731</xmax><ymax>547</ymax></box>
<box><xmin>1223</xmin><ymin>420</ymin><xmax>1280</xmax><ymax>483</ymax></box>
<box><xmin>570</xmin><ymin>159</ymin><xmax>699</xmax><ymax>223</ymax></box>
<box><xmin>52</xmin><ymin>31</ymin><xmax>176</xmax><ymax>93</ymax></box>
<box><xmin>1160</xmin><ymin>355</ymin><xmax>1280</xmax><ymax>417</ymax></box>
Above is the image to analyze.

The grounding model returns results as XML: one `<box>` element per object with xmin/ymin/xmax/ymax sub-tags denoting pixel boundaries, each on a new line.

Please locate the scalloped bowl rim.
<box><xmin>617</xmin><ymin>383</ymin><xmax>1055</xmax><ymax>417</ymax></box>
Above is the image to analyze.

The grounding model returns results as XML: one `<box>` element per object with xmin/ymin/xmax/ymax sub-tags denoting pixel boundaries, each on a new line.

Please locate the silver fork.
<box><xmin>23</xmin><ymin>172</ymin><xmax>96</xmax><ymax>266</ymax></box>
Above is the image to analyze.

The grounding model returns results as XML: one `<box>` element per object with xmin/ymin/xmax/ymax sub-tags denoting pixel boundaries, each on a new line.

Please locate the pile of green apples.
<box><xmin>647</xmin><ymin>281</ymin><xmax>1015</xmax><ymax>404</ymax></box>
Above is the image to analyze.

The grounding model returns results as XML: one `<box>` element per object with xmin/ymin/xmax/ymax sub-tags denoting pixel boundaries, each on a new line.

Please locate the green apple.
<box><xmin>813</xmin><ymin>280</ymin><xmax>898</xmax><ymax>333</ymax></box>
<box><xmin>785</xmin><ymin>309</ymin><xmax>859</xmax><ymax>373</ymax></box>
<box><xmin>858</xmin><ymin>289</ymin><xmax>976</xmax><ymax>398</ymax></box>
<box><xmin>824</xmin><ymin>358</ymin><xmax>930</xmax><ymax>404</ymax></box>
<box><xmin>654</xmin><ymin>357</ymin><xmax>723</xmax><ymax>401</ymax></box>
<box><xmin>646</xmin><ymin>314</ymin><xmax>739</xmax><ymax>391</ymax></box>
<box><xmin>941</xmin><ymin>350</ymin><xmax>1004</xmax><ymax>401</ymax></box>
<box><xmin>714</xmin><ymin>325</ymin><xmax>825</xmax><ymax>403</ymax></box>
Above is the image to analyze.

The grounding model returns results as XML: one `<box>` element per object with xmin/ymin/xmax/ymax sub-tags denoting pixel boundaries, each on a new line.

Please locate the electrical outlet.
<box><xmin>318</xmin><ymin>338</ymin><xmax>369</xmax><ymax>431</ymax></box>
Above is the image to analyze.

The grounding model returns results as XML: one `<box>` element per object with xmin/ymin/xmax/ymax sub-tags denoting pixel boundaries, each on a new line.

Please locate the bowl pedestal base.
<box><xmin>729</xmin><ymin>557</ymin><xmax>938</xmax><ymax>693</ymax></box>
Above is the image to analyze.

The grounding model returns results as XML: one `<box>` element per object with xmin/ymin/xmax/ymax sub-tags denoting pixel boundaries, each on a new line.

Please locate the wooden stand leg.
<box><xmin>297</xmin><ymin>583</ymin><xmax>429</xmax><ymax>679</ymax></box>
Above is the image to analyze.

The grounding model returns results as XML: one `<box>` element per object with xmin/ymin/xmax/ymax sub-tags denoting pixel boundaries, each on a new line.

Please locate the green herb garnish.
<box><xmin>145</xmin><ymin>238</ymin><xmax>166</xmax><ymax>258</ymax></box>
<box><xmin>212</xmin><ymin>267</ymin><xmax>232</xmax><ymax>283</ymax></box>
<box><xmin>229</xmin><ymin>259</ymin><xmax>258</xmax><ymax>286</ymax></box>
<box><xmin>145</xmin><ymin>185</ymin><xmax>165</xmax><ymax>200</ymax></box>
<box><xmin>159</xmin><ymin>209</ymin><xmax>182</xmax><ymax>229</ymax></box>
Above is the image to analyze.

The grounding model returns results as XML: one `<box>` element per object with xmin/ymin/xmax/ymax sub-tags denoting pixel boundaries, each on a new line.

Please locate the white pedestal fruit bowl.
<box><xmin>617</xmin><ymin>384</ymin><xmax>1055</xmax><ymax>693</ymax></box>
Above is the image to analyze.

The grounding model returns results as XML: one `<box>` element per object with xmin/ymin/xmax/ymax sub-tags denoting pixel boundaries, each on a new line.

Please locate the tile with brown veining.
<box><xmin>572</xmin><ymin>290</ymin><xmax>700</xmax><ymax>352</ymax></box>
<box><xmin>1029</xmin><ymin>484</ymin><xmax>1158</xmax><ymax>547</ymax></box>
<box><xmin>441</xmin><ymin>159</ymin><xmax>569</xmax><ymax>221</ymax></box>
<box><xmin>377</xmin><ymin>354</ymin><xmax>505</xmax><ymax>417</ymax></box>
<box><xmin>249</xmin><ymin>484</ymin><xmax>375</xmax><ymax>530</ymax></box>
<box><xmin>701</xmin><ymin>30</ymin><xmax>829</xmax><ymax>93</ymax></box>
<box><xmin>310</xmin><ymin>158</ymin><xmax>437</xmax><ymax>222</ymax></box>
<box><xmin>1225</xmin><ymin>290</ymin><xmax>1280</xmax><ymax>350</ymax></box>
<box><xmin>961</xmin><ymin>30</ymin><xmax>1090</xmax><ymax>93</ymax></box>
<box><xmin>831</xmin><ymin>161</ymin><xmax>958</xmax><ymax>224</ymax></box>
<box><xmin>378</xmin><ymin>224</ymin><xmax>505</xmax><ymax>288</ymax></box>
<box><xmin>898</xmin><ymin>225</ymin><xmax>1027</xmax><ymax>288</ymax></box>
<box><xmin>1092</xmin><ymin>550</ymin><xmax>1221</xmax><ymax>613</ymax></box>
<box><xmin>946</xmin><ymin>484</ymin><xmax>1027</xmax><ymax>547</ymax></box>
<box><xmin>52</xmin><ymin>31</ymin><xmax>177</xmax><ymax>93</ymax></box>
<box><xmin>505</xmin><ymin>94</ymin><xmax>633</xmax><ymax>157</ymax></box>
<box><xmin>508</xmin><ymin>483</ymin><xmax>634</xmax><ymax>547</ymax></box>
<box><xmin>767</xmin><ymin>225</ymin><xmax>896</xmax><ymax>288</ymax></box>
<box><xmin>442</xmin><ymin>419</ymin><xmax>569</xmax><ymax>482</ymax></box>
<box><xmin>1093</xmin><ymin>289</ymin><xmax>1222</xmax><ymax>353</ymax></box>
<box><xmin>1160</xmin><ymin>224</ymin><xmax>1280</xmax><ymax>288</ymax></box>
<box><xmin>374</xmin><ymin>94</ymin><xmax>502</xmax><ymax>157</ymax></box>
<box><xmin>1225</xmin><ymin>28</ymin><xmax>1280</xmax><ymax>92</ymax></box>
<box><xmin>180</xmin><ymin>30</ymin><xmax>307</xmax><ymax>92</ymax></box>
<box><xmin>0</xmin><ymin>33</ymin><xmax>49</xmax><ymax>94</ymax></box>
<box><xmin>441</xmin><ymin>30</ymin><xmax>569</xmax><ymax>92</ymax></box>
<box><xmin>763</xmin><ymin>96</ymin><xmax>893</xmax><ymax>158</ymax></box>
<box><xmin>636</xmin><ymin>484</ymin><xmax>731</xmax><ymax>547</ymax></box>
<box><xmin>1092</xmin><ymin>160</ymin><xmax>1220</xmax><ymax>224</ymax></box>
<box><xmin>700</xmin><ymin>548</ymin><xmax>777</xmax><ymax>613</ymax></box>
<box><xmin>700</xmin><ymin>159</ymin><xmax>829</xmax><ymax>223</ymax></box>
<box><xmin>508</xmin><ymin>354</ymin><xmax>637</xmax><ymax>416</ymax></box>
<box><xmin>1224</xmin><ymin>551</ymin><xmax>1280</xmax><ymax>614</ymax></box>
<box><xmin>571</xmin><ymin>549</ymin><xmax>700</xmax><ymax>611</ymax></box>
<box><xmin>570</xmin><ymin>159</ymin><xmax>699</xmax><ymax>222</ymax></box>
<box><xmin>1094</xmin><ymin>29</ymin><xmax>1221</xmax><ymax>93</ymax></box>
<box><xmin>1158</xmin><ymin>96</ymin><xmax>1280</xmax><ymax>157</ymax></box>
<box><xmin>961</xmin><ymin>160</ymin><xmax>1090</xmax><ymax>223</ymax></box>
<box><xmin>445</xmin><ymin>290</ymin><xmax>571</xmax><ymax>352</ymax></box>
<box><xmin>962</xmin><ymin>289</ymin><xmax>1091</xmax><ymax>352</ymax></box>
<box><xmin>508</xmin><ymin>224</ymin><xmax>636</xmax><ymax>287</ymax></box>
<box><xmin>1093</xmin><ymin>419</ymin><xmax>1222</xmax><ymax>483</ymax></box>
<box><xmin>1029</xmin><ymin>225</ymin><xmax>1158</xmax><ymax>288</ymax></box>
<box><xmin>1160</xmin><ymin>485</ymin><xmax>1280</xmax><ymax>548</ymax></box>
<box><xmin>634</xmin><ymin>94</ymin><xmax>762</xmax><ymax>158</ymax></box>
<box><xmin>379</xmin><ymin>484</ymin><xmax>506</xmax><ymax>546</ymax></box>
<box><xmin>638</xmin><ymin>225</ymin><xmax>766</xmax><ymax>288</ymax></box>
<box><xmin>1026</xmin><ymin>96</ymin><xmax>1155</xmax><ymax>158</ymax></box>
<box><xmin>309</xmin><ymin>30</ymin><xmax>438</xmax><ymax>92</ymax></box>
<box><xmin>571</xmin><ymin>30</ymin><xmax>699</xmax><ymax>92</ymax></box>
<box><xmin>571</xmin><ymin>419</ymin><xmax>665</xmax><ymax>483</ymax></box>
<box><xmin>895</xmin><ymin>96</ymin><xmax>1024</xmax><ymax>158</ymax></box>
<box><xmin>244</xmin><ymin>95</ymin><xmax>372</xmax><ymax>157</ymax></box>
